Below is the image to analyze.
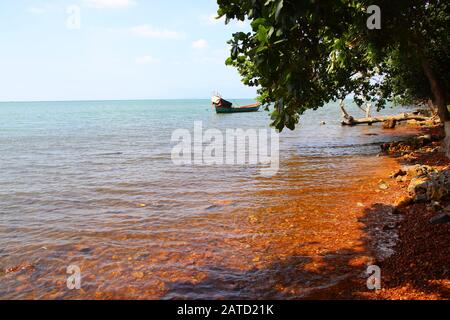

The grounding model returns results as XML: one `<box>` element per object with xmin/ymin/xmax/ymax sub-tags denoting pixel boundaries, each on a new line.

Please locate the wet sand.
<box><xmin>307</xmin><ymin>125</ymin><xmax>450</xmax><ymax>300</ymax></box>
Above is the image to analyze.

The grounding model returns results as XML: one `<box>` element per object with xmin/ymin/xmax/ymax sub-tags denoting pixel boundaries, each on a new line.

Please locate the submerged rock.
<box><xmin>5</xmin><ymin>263</ymin><xmax>35</xmax><ymax>274</ymax></box>
<box><xmin>378</xmin><ymin>180</ymin><xmax>389</xmax><ymax>190</ymax></box>
<box><xmin>429</xmin><ymin>213</ymin><xmax>450</xmax><ymax>225</ymax></box>
<box><xmin>132</xmin><ymin>271</ymin><xmax>145</xmax><ymax>279</ymax></box>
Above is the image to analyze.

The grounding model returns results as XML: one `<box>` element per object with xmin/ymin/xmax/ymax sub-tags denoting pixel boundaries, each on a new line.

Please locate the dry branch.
<box><xmin>341</xmin><ymin>113</ymin><xmax>430</xmax><ymax>126</ymax></box>
<box><xmin>339</xmin><ymin>101</ymin><xmax>432</xmax><ymax>126</ymax></box>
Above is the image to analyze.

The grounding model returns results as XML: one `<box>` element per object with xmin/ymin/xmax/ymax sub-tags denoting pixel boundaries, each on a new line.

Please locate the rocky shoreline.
<box><xmin>309</xmin><ymin>124</ymin><xmax>450</xmax><ymax>300</ymax></box>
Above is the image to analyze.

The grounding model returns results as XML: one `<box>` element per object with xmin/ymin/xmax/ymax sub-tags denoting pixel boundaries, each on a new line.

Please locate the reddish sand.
<box><xmin>307</xmin><ymin>125</ymin><xmax>450</xmax><ymax>300</ymax></box>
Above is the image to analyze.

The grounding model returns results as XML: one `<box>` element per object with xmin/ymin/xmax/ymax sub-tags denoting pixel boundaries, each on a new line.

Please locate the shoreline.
<box><xmin>0</xmin><ymin>118</ymin><xmax>448</xmax><ymax>300</ymax></box>
<box><xmin>306</xmin><ymin>123</ymin><xmax>450</xmax><ymax>300</ymax></box>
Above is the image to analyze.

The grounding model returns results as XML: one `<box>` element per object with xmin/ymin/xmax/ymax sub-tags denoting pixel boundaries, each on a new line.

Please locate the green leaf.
<box><xmin>257</xmin><ymin>25</ymin><xmax>268</xmax><ymax>44</ymax></box>
<box><xmin>251</xmin><ymin>18</ymin><xmax>266</xmax><ymax>30</ymax></box>
<box><xmin>275</xmin><ymin>0</ymin><xmax>284</xmax><ymax>21</ymax></box>
<box><xmin>256</xmin><ymin>46</ymin><xmax>268</xmax><ymax>53</ymax></box>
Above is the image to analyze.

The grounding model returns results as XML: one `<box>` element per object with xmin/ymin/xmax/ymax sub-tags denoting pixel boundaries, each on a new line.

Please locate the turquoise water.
<box><xmin>0</xmin><ymin>99</ymin><xmax>416</xmax><ymax>299</ymax></box>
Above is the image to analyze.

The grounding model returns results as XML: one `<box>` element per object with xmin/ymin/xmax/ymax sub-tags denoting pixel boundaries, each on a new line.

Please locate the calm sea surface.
<box><xmin>0</xmin><ymin>100</ymin><xmax>417</xmax><ymax>299</ymax></box>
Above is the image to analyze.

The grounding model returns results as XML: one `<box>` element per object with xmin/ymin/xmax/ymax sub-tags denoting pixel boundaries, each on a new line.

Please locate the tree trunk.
<box><xmin>421</xmin><ymin>59</ymin><xmax>448</xmax><ymax>123</ymax></box>
<box><xmin>421</xmin><ymin>59</ymin><xmax>450</xmax><ymax>157</ymax></box>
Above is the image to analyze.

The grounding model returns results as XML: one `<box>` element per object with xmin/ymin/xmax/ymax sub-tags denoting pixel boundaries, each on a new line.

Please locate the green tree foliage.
<box><xmin>374</xmin><ymin>1</ymin><xmax>449</xmax><ymax>119</ymax></box>
<box><xmin>217</xmin><ymin>0</ymin><xmax>449</xmax><ymax>130</ymax></box>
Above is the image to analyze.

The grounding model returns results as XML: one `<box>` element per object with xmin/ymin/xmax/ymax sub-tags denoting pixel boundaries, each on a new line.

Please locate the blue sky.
<box><xmin>0</xmin><ymin>0</ymin><xmax>257</xmax><ymax>101</ymax></box>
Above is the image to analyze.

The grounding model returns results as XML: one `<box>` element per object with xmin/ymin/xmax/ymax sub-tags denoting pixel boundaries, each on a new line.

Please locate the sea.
<box><xmin>0</xmin><ymin>99</ymin><xmax>418</xmax><ymax>299</ymax></box>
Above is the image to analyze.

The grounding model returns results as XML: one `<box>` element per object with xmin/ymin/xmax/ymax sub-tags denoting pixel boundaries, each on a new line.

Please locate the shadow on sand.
<box><xmin>160</xmin><ymin>198</ymin><xmax>449</xmax><ymax>300</ymax></box>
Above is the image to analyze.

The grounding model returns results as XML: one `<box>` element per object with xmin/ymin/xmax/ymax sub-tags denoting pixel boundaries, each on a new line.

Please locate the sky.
<box><xmin>0</xmin><ymin>0</ymin><xmax>257</xmax><ymax>101</ymax></box>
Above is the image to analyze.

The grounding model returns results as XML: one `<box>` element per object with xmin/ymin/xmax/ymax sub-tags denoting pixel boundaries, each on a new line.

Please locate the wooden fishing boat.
<box><xmin>211</xmin><ymin>95</ymin><xmax>261</xmax><ymax>114</ymax></box>
<box><xmin>215</xmin><ymin>103</ymin><xmax>261</xmax><ymax>113</ymax></box>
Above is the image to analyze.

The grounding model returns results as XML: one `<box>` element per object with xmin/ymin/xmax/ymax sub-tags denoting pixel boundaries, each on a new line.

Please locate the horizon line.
<box><xmin>0</xmin><ymin>97</ymin><xmax>360</xmax><ymax>104</ymax></box>
<box><xmin>0</xmin><ymin>97</ymin><xmax>258</xmax><ymax>104</ymax></box>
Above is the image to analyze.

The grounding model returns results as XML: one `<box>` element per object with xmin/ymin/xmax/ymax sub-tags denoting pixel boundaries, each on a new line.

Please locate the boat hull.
<box><xmin>215</xmin><ymin>103</ymin><xmax>261</xmax><ymax>114</ymax></box>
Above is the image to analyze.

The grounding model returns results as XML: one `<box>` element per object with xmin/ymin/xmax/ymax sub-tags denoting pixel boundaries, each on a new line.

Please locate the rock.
<box><xmin>396</xmin><ymin>175</ymin><xmax>408</xmax><ymax>183</ymax></box>
<box><xmin>429</xmin><ymin>213</ymin><xmax>450</xmax><ymax>225</ymax></box>
<box><xmin>394</xmin><ymin>195</ymin><xmax>413</xmax><ymax>207</ymax></box>
<box><xmin>402</xmin><ymin>154</ymin><xmax>415</xmax><ymax>161</ymax></box>
<box><xmin>383</xmin><ymin>223</ymin><xmax>397</xmax><ymax>230</ymax></box>
<box><xmin>404</xmin><ymin>164</ymin><xmax>435</xmax><ymax>178</ymax></box>
<box><xmin>407</xmin><ymin>168</ymin><xmax>450</xmax><ymax>202</ymax></box>
<box><xmin>407</xmin><ymin>177</ymin><xmax>431</xmax><ymax>201</ymax></box>
<box><xmin>212</xmin><ymin>200</ymin><xmax>233</xmax><ymax>206</ymax></box>
<box><xmin>248</xmin><ymin>215</ymin><xmax>258</xmax><ymax>224</ymax></box>
<box><xmin>78</xmin><ymin>247</ymin><xmax>92</xmax><ymax>254</ymax></box>
<box><xmin>390</xmin><ymin>168</ymin><xmax>407</xmax><ymax>178</ymax></box>
<box><xmin>378</xmin><ymin>180</ymin><xmax>389</xmax><ymax>190</ymax></box>
<box><xmin>5</xmin><ymin>263</ymin><xmax>35</xmax><ymax>274</ymax></box>
<box><xmin>431</xmin><ymin>201</ymin><xmax>443</xmax><ymax>211</ymax></box>
<box><xmin>383</xmin><ymin>119</ymin><xmax>397</xmax><ymax>129</ymax></box>
<box><xmin>132</xmin><ymin>271</ymin><xmax>145</xmax><ymax>279</ymax></box>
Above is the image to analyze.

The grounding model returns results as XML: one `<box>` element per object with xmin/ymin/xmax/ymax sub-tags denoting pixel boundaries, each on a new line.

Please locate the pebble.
<box><xmin>378</xmin><ymin>180</ymin><xmax>389</xmax><ymax>190</ymax></box>
<box><xmin>213</xmin><ymin>200</ymin><xmax>233</xmax><ymax>206</ymax></box>
<box><xmin>79</xmin><ymin>247</ymin><xmax>92</xmax><ymax>254</ymax></box>
<box><xmin>429</xmin><ymin>213</ymin><xmax>450</xmax><ymax>225</ymax></box>
<box><xmin>132</xmin><ymin>271</ymin><xmax>145</xmax><ymax>279</ymax></box>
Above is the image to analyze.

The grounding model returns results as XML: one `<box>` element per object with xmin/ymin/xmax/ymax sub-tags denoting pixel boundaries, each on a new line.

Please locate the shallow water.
<box><xmin>0</xmin><ymin>100</ymin><xmax>418</xmax><ymax>299</ymax></box>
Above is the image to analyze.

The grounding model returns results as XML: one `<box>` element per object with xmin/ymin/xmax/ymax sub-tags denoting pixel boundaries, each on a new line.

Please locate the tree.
<box><xmin>217</xmin><ymin>0</ymin><xmax>449</xmax><ymax>130</ymax></box>
<box><xmin>368</xmin><ymin>1</ymin><xmax>449</xmax><ymax>121</ymax></box>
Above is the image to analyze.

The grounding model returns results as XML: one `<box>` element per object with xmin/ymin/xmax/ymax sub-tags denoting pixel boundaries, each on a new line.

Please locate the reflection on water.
<box><xmin>0</xmin><ymin>100</ymin><xmax>418</xmax><ymax>299</ymax></box>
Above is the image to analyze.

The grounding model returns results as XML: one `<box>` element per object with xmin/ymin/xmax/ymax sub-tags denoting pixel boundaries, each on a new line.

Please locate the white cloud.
<box><xmin>84</xmin><ymin>0</ymin><xmax>136</xmax><ymax>9</ymax></box>
<box><xmin>130</xmin><ymin>25</ymin><xmax>184</xmax><ymax>40</ymax></box>
<box><xmin>192</xmin><ymin>39</ymin><xmax>208</xmax><ymax>49</ymax></box>
<box><xmin>135</xmin><ymin>55</ymin><xmax>160</xmax><ymax>65</ymax></box>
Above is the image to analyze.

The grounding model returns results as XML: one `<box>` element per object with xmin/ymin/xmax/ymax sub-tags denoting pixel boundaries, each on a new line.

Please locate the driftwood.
<box><xmin>342</xmin><ymin>113</ymin><xmax>430</xmax><ymax>126</ymax></box>
<box><xmin>339</xmin><ymin>100</ymin><xmax>431</xmax><ymax>126</ymax></box>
